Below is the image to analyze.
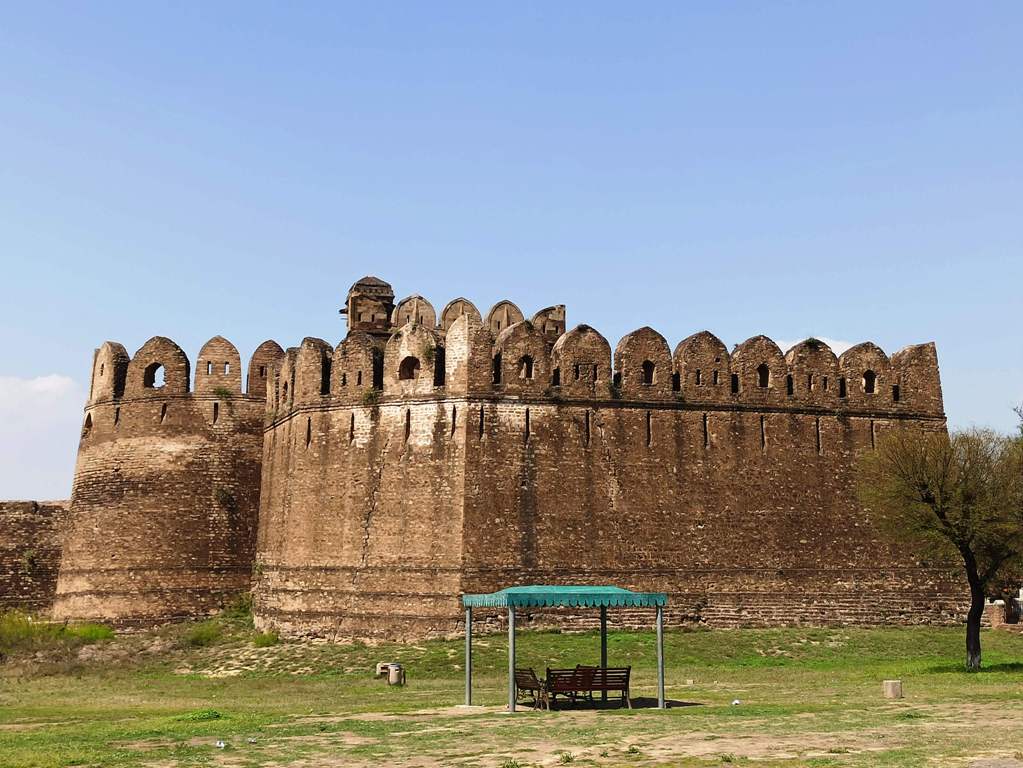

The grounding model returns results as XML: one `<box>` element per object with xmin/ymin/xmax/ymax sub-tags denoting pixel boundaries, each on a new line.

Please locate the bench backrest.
<box><xmin>515</xmin><ymin>668</ymin><xmax>541</xmax><ymax>689</ymax></box>
<box><xmin>546</xmin><ymin>666</ymin><xmax>597</xmax><ymax>690</ymax></box>
<box><xmin>591</xmin><ymin>666</ymin><xmax>630</xmax><ymax>686</ymax></box>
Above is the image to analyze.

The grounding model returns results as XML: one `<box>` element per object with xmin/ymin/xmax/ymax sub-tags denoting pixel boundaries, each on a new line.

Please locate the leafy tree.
<box><xmin>859</xmin><ymin>426</ymin><xmax>1023</xmax><ymax>670</ymax></box>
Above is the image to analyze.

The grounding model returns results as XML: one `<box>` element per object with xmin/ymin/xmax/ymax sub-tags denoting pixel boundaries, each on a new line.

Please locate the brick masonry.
<box><xmin>0</xmin><ymin>501</ymin><xmax>67</xmax><ymax>611</ymax></box>
<box><xmin>2</xmin><ymin>276</ymin><xmax>965</xmax><ymax>637</ymax></box>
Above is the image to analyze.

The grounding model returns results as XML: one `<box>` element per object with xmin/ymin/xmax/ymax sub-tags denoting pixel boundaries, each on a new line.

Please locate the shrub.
<box><xmin>252</xmin><ymin>631</ymin><xmax>279</xmax><ymax>648</ymax></box>
<box><xmin>0</xmin><ymin>611</ymin><xmax>114</xmax><ymax>655</ymax></box>
<box><xmin>67</xmin><ymin>623</ymin><xmax>115</xmax><ymax>644</ymax></box>
<box><xmin>20</xmin><ymin>549</ymin><xmax>38</xmax><ymax>574</ymax></box>
<box><xmin>361</xmin><ymin>388</ymin><xmax>381</xmax><ymax>406</ymax></box>
<box><xmin>178</xmin><ymin>708</ymin><xmax>222</xmax><ymax>721</ymax></box>
<box><xmin>212</xmin><ymin>387</ymin><xmax>233</xmax><ymax>400</ymax></box>
<box><xmin>182</xmin><ymin>621</ymin><xmax>222</xmax><ymax>648</ymax></box>
<box><xmin>214</xmin><ymin>487</ymin><xmax>236</xmax><ymax>510</ymax></box>
<box><xmin>222</xmin><ymin>593</ymin><xmax>253</xmax><ymax>621</ymax></box>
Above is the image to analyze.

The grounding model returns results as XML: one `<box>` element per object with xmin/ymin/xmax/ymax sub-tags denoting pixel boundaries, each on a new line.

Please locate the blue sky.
<box><xmin>1</xmin><ymin>3</ymin><xmax>1020</xmax><ymax>499</ymax></box>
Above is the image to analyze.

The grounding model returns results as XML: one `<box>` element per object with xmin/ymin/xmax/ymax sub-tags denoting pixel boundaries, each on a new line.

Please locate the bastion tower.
<box><xmin>53</xmin><ymin>335</ymin><xmax>284</xmax><ymax>622</ymax></box>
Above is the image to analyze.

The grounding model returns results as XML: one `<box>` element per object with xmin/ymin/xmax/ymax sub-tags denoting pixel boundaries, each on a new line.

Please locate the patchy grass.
<box><xmin>0</xmin><ymin>614</ymin><xmax>1021</xmax><ymax>768</ymax></box>
<box><xmin>0</xmin><ymin>610</ymin><xmax>113</xmax><ymax>655</ymax></box>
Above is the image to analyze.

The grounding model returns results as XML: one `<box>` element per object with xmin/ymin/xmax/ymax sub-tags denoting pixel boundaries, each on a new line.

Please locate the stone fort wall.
<box><xmin>0</xmin><ymin>501</ymin><xmax>68</xmax><ymax>612</ymax></box>
<box><xmin>253</xmin><ymin>280</ymin><xmax>960</xmax><ymax>640</ymax></box>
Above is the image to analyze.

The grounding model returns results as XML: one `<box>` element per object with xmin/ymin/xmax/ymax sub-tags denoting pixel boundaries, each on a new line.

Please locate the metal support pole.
<box><xmin>600</xmin><ymin>605</ymin><xmax>608</xmax><ymax>702</ymax></box>
<box><xmin>465</xmin><ymin>607</ymin><xmax>472</xmax><ymax>706</ymax></box>
<box><xmin>508</xmin><ymin>606</ymin><xmax>516</xmax><ymax>712</ymax></box>
<box><xmin>656</xmin><ymin>605</ymin><xmax>665</xmax><ymax>709</ymax></box>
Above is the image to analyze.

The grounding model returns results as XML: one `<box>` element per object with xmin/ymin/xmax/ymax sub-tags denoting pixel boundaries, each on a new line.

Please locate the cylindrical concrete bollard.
<box><xmin>882</xmin><ymin>679</ymin><xmax>903</xmax><ymax>699</ymax></box>
<box><xmin>387</xmin><ymin>663</ymin><xmax>406</xmax><ymax>686</ymax></box>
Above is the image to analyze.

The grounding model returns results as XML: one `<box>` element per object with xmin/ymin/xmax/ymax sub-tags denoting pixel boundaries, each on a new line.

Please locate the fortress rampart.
<box><xmin>6</xmin><ymin>275</ymin><xmax>962</xmax><ymax>638</ymax></box>
<box><xmin>251</xmin><ymin>278</ymin><xmax>959</xmax><ymax>639</ymax></box>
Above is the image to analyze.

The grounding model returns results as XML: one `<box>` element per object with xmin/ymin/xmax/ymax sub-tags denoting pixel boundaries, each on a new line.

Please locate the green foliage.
<box><xmin>222</xmin><ymin>593</ymin><xmax>253</xmax><ymax>621</ymax></box>
<box><xmin>178</xmin><ymin>708</ymin><xmax>222</xmax><ymax>721</ymax></box>
<box><xmin>212</xmin><ymin>386</ymin><xmax>233</xmax><ymax>400</ymax></box>
<box><xmin>422</xmin><ymin>345</ymin><xmax>436</xmax><ymax>364</ymax></box>
<box><xmin>253</xmin><ymin>631</ymin><xmax>280</xmax><ymax>648</ymax></box>
<box><xmin>68</xmin><ymin>623</ymin><xmax>115</xmax><ymax>643</ymax></box>
<box><xmin>361</xmin><ymin>387</ymin><xmax>381</xmax><ymax>406</ymax></box>
<box><xmin>181</xmin><ymin>620</ymin><xmax>222</xmax><ymax>648</ymax></box>
<box><xmin>858</xmin><ymin>428</ymin><xmax>1023</xmax><ymax>576</ymax></box>
<box><xmin>20</xmin><ymin>548</ymin><xmax>38</xmax><ymax>573</ymax></box>
<box><xmin>0</xmin><ymin>610</ymin><xmax>113</xmax><ymax>655</ymax></box>
<box><xmin>214</xmin><ymin>486</ymin><xmax>237</xmax><ymax>510</ymax></box>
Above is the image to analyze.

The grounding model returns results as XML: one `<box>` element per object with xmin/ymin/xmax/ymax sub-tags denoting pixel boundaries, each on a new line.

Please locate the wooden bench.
<box><xmin>545</xmin><ymin>665</ymin><xmax>632</xmax><ymax>709</ymax></box>
<box><xmin>514</xmin><ymin>667</ymin><xmax>548</xmax><ymax>710</ymax></box>
<box><xmin>545</xmin><ymin>666</ymin><xmax>596</xmax><ymax>709</ymax></box>
<box><xmin>588</xmin><ymin>665</ymin><xmax>631</xmax><ymax>708</ymax></box>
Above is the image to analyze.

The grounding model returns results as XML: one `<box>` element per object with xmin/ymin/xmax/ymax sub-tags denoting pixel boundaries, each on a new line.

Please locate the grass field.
<box><xmin>2</xmin><ymin>606</ymin><xmax>1022</xmax><ymax>768</ymax></box>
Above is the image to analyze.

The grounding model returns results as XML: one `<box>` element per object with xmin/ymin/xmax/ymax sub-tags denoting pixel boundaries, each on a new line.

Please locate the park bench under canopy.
<box><xmin>461</xmin><ymin>585</ymin><xmax>669</xmax><ymax>711</ymax></box>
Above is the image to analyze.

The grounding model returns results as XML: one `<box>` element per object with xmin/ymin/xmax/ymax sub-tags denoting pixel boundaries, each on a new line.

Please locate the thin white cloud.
<box><xmin>0</xmin><ymin>374</ymin><xmax>84</xmax><ymax>501</ymax></box>
<box><xmin>774</xmin><ymin>337</ymin><xmax>856</xmax><ymax>356</ymax></box>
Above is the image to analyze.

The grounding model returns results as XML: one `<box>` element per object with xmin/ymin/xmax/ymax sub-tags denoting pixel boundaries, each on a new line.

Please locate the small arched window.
<box><xmin>785</xmin><ymin>374</ymin><xmax>794</xmax><ymax>396</ymax></box>
<box><xmin>82</xmin><ymin>412</ymin><xmax>93</xmax><ymax>437</ymax></box>
<box><xmin>144</xmin><ymin>363</ymin><xmax>165</xmax><ymax>389</ymax></box>
<box><xmin>863</xmin><ymin>370</ymin><xmax>876</xmax><ymax>394</ymax></box>
<box><xmin>492</xmin><ymin>353</ymin><xmax>502</xmax><ymax>385</ymax></box>
<box><xmin>756</xmin><ymin>363</ymin><xmax>770</xmax><ymax>388</ymax></box>
<box><xmin>641</xmin><ymin>360</ymin><xmax>655</xmax><ymax>385</ymax></box>
<box><xmin>519</xmin><ymin>355</ymin><xmax>534</xmax><ymax>380</ymax></box>
<box><xmin>399</xmin><ymin>356</ymin><xmax>421</xmax><ymax>381</ymax></box>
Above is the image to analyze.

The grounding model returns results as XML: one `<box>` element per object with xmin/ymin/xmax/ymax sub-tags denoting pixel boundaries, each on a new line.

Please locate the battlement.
<box><xmin>86</xmin><ymin>336</ymin><xmax>285</xmax><ymax>406</ymax></box>
<box><xmin>266</xmin><ymin>278</ymin><xmax>943</xmax><ymax>423</ymax></box>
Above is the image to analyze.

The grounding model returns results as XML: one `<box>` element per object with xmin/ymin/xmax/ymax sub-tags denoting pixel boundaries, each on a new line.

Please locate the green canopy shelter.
<box><xmin>461</xmin><ymin>585</ymin><xmax>669</xmax><ymax>711</ymax></box>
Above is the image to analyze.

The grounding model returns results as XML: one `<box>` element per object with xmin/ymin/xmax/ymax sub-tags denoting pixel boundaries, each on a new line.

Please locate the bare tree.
<box><xmin>859</xmin><ymin>427</ymin><xmax>1023</xmax><ymax>671</ymax></box>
